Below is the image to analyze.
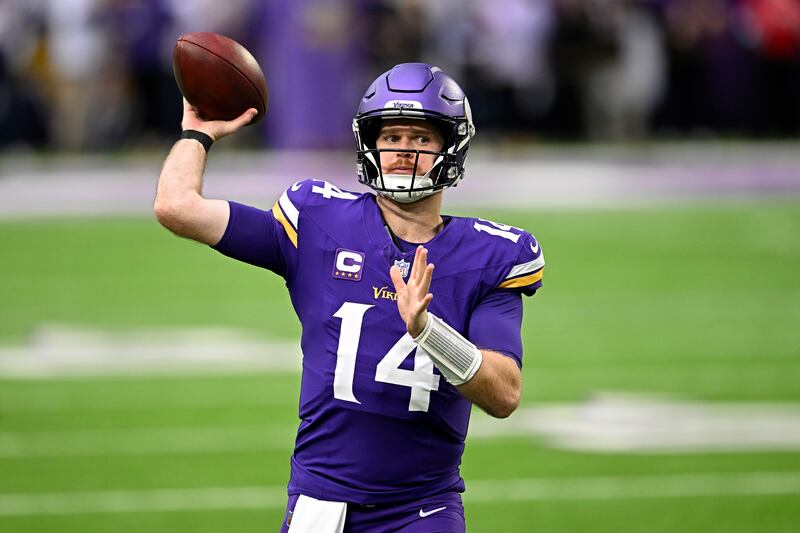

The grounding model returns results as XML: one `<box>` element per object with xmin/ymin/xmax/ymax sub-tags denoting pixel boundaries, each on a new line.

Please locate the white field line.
<box><xmin>5</xmin><ymin>359</ymin><xmax>799</xmax><ymax>412</ymax></box>
<box><xmin>0</xmin><ymin>325</ymin><xmax>302</xmax><ymax>379</ymax></box>
<box><xmin>5</xmin><ymin>395</ymin><xmax>800</xmax><ymax>458</ymax></box>
<box><xmin>0</xmin><ymin>486</ymin><xmax>288</xmax><ymax>516</ymax></box>
<box><xmin>0</xmin><ymin>425</ymin><xmax>296</xmax><ymax>458</ymax></box>
<box><xmin>0</xmin><ymin>392</ymin><xmax>298</xmax><ymax>413</ymax></box>
<box><xmin>465</xmin><ymin>471</ymin><xmax>800</xmax><ymax>502</ymax></box>
<box><xmin>469</xmin><ymin>394</ymin><xmax>800</xmax><ymax>453</ymax></box>
<box><xmin>1</xmin><ymin>472</ymin><xmax>800</xmax><ymax>516</ymax></box>
<box><xmin>2</xmin><ymin>324</ymin><xmax>797</xmax><ymax>389</ymax></box>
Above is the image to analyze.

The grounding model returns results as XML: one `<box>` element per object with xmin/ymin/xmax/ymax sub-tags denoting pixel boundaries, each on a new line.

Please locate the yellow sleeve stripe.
<box><xmin>498</xmin><ymin>269</ymin><xmax>543</xmax><ymax>289</ymax></box>
<box><xmin>272</xmin><ymin>202</ymin><xmax>298</xmax><ymax>248</ymax></box>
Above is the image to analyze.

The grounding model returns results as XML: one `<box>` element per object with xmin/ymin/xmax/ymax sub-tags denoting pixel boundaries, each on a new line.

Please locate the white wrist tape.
<box><xmin>414</xmin><ymin>313</ymin><xmax>483</xmax><ymax>386</ymax></box>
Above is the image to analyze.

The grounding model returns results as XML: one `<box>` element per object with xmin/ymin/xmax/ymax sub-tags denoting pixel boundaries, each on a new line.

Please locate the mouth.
<box><xmin>386</xmin><ymin>166</ymin><xmax>415</xmax><ymax>175</ymax></box>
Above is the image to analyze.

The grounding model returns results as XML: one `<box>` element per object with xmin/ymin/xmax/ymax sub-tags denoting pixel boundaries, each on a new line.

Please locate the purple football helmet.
<box><xmin>353</xmin><ymin>63</ymin><xmax>476</xmax><ymax>203</ymax></box>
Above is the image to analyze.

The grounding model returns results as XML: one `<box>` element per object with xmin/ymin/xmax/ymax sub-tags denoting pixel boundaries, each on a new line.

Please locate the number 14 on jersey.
<box><xmin>333</xmin><ymin>302</ymin><xmax>440</xmax><ymax>412</ymax></box>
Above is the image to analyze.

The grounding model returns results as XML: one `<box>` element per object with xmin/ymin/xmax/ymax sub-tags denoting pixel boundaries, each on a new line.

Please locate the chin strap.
<box><xmin>413</xmin><ymin>313</ymin><xmax>483</xmax><ymax>386</ymax></box>
<box><xmin>379</xmin><ymin>173</ymin><xmax>435</xmax><ymax>203</ymax></box>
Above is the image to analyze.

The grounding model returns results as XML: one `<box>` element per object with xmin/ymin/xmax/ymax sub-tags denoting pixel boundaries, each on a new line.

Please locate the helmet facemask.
<box><xmin>354</xmin><ymin>110</ymin><xmax>471</xmax><ymax>203</ymax></box>
<box><xmin>363</xmin><ymin>149</ymin><xmax>438</xmax><ymax>203</ymax></box>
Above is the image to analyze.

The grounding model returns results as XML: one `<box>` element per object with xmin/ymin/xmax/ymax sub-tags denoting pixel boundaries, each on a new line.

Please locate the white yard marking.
<box><xmin>5</xmin><ymin>393</ymin><xmax>799</xmax><ymax>459</ymax></box>
<box><xmin>0</xmin><ymin>486</ymin><xmax>287</xmax><ymax>516</ymax></box>
<box><xmin>1</xmin><ymin>392</ymin><xmax>296</xmax><ymax>413</ymax></box>
<box><xmin>470</xmin><ymin>392</ymin><xmax>800</xmax><ymax>453</ymax></box>
<box><xmin>1</xmin><ymin>472</ymin><xmax>800</xmax><ymax>516</ymax></box>
<box><xmin>466</xmin><ymin>471</ymin><xmax>800</xmax><ymax>502</ymax></box>
<box><xmin>0</xmin><ymin>325</ymin><xmax>301</xmax><ymax>378</ymax></box>
<box><xmin>0</xmin><ymin>425</ymin><xmax>296</xmax><ymax>458</ymax></box>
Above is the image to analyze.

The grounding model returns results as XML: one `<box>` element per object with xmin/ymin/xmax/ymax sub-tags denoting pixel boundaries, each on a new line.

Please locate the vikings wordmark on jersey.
<box><xmin>213</xmin><ymin>179</ymin><xmax>543</xmax><ymax>505</ymax></box>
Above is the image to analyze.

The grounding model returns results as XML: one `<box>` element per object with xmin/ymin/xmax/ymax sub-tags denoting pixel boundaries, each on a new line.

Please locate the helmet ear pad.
<box><xmin>358</xmin><ymin>117</ymin><xmax>382</xmax><ymax>151</ymax></box>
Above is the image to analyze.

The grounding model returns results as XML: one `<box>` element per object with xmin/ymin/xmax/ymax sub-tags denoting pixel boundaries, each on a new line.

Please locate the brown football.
<box><xmin>173</xmin><ymin>32</ymin><xmax>268</xmax><ymax>123</ymax></box>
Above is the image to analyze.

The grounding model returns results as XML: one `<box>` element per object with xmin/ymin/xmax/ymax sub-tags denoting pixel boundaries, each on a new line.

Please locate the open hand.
<box><xmin>390</xmin><ymin>245</ymin><xmax>435</xmax><ymax>338</ymax></box>
<box><xmin>180</xmin><ymin>98</ymin><xmax>257</xmax><ymax>142</ymax></box>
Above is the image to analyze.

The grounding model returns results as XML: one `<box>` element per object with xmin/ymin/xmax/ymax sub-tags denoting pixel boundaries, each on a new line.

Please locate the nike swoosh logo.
<box><xmin>419</xmin><ymin>506</ymin><xmax>447</xmax><ymax>518</ymax></box>
<box><xmin>530</xmin><ymin>242</ymin><xmax>539</xmax><ymax>254</ymax></box>
<box><xmin>291</xmin><ymin>182</ymin><xmax>302</xmax><ymax>191</ymax></box>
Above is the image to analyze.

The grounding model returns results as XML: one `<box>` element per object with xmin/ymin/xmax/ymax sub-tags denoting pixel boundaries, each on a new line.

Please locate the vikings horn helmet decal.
<box><xmin>353</xmin><ymin>63</ymin><xmax>476</xmax><ymax>203</ymax></box>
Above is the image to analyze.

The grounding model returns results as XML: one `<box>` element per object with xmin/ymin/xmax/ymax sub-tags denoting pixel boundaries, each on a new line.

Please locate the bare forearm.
<box><xmin>154</xmin><ymin>139</ymin><xmax>225</xmax><ymax>243</ymax></box>
<box><xmin>457</xmin><ymin>350</ymin><xmax>521</xmax><ymax>418</ymax></box>
<box><xmin>154</xmin><ymin>100</ymin><xmax>257</xmax><ymax>244</ymax></box>
<box><xmin>156</xmin><ymin>139</ymin><xmax>207</xmax><ymax>204</ymax></box>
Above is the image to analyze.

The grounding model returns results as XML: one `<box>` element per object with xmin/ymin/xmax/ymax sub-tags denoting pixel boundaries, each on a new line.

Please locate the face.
<box><xmin>375</xmin><ymin>119</ymin><xmax>444</xmax><ymax>177</ymax></box>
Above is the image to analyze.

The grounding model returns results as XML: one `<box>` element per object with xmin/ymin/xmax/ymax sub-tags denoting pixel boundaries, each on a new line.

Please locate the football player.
<box><xmin>155</xmin><ymin>63</ymin><xmax>544</xmax><ymax>533</ymax></box>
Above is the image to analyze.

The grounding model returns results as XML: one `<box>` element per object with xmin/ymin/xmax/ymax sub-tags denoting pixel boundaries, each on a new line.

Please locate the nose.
<box><xmin>394</xmin><ymin>138</ymin><xmax>414</xmax><ymax>159</ymax></box>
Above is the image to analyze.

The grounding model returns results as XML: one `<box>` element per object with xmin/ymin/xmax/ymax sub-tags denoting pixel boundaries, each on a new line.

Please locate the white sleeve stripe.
<box><xmin>278</xmin><ymin>190</ymin><xmax>299</xmax><ymax>229</ymax></box>
<box><xmin>506</xmin><ymin>255</ymin><xmax>545</xmax><ymax>279</ymax></box>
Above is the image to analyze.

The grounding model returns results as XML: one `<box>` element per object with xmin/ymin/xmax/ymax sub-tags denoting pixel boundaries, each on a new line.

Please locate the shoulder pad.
<box><xmin>272</xmin><ymin>179</ymin><xmax>364</xmax><ymax>248</ymax></box>
<box><xmin>468</xmin><ymin>218</ymin><xmax>544</xmax><ymax>296</ymax></box>
<box><xmin>496</xmin><ymin>232</ymin><xmax>544</xmax><ymax>295</ymax></box>
<box><xmin>270</xmin><ymin>179</ymin><xmax>315</xmax><ymax>248</ymax></box>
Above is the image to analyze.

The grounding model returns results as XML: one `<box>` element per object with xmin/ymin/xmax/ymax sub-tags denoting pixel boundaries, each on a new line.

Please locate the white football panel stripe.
<box><xmin>279</xmin><ymin>190</ymin><xmax>300</xmax><ymax>229</ymax></box>
<box><xmin>506</xmin><ymin>255</ymin><xmax>546</xmax><ymax>279</ymax></box>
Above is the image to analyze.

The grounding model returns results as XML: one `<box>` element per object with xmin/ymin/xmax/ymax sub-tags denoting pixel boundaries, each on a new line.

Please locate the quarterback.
<box><xmin>155</xmin><ymin>63</ymin><xmax>544</xmax><ymax>532</ymax></box>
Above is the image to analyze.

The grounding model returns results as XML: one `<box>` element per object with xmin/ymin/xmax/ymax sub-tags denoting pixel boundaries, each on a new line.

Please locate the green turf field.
<box><xmin>1</xmin><ymin>203</ymin><xmax>800</xmax><ymax>532</ymax></box>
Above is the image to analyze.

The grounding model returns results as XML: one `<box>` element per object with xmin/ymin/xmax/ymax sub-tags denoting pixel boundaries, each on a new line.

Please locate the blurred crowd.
<box><xmin>1</xmin><ymin>0</ymin><xmax>799</xmax><ymax>151</ymax></box>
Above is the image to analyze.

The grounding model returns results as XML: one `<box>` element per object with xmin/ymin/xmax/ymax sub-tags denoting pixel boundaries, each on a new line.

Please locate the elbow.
<box><xmin>154</xmin><ymin>196</ymin><xmax>191</xmax><ymax>235</ymax></box>
<box><xmin>487</xmin><ymin>388</ymin><xmax>521</xmax><ymax>419</ymax></box>
<box><xmin>153</xmin><ymin>198</ymin><xmax>174</xmax><ymax>227</ymax></box>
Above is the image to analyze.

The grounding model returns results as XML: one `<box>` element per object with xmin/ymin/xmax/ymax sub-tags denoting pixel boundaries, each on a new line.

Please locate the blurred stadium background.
<box><xmin>1</xmin><ymin>0</ymin><xmax>800</xmax><ymax>532</ymax></box>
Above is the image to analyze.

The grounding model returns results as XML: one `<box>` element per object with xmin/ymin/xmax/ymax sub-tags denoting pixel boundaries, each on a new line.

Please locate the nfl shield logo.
<box><xmin>394</xmin><ymin>259</ymin><xmax>410</xmax><ymax>278</ymax></box>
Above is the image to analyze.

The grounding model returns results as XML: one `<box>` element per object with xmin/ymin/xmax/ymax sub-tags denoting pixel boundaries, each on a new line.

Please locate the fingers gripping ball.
<box><xmin>173</xmin><ymin>32</ymin><xmax>268</xmax><ymax>123</ymax></box>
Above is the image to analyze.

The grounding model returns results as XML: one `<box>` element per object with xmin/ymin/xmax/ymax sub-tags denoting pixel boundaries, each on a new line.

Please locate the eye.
<box><xmin>383</xmin><ymin>134</ymin><xmax>399</xmax><ymax>143</ymax></box>
<box><xmin>416</xmin><ymin>136</ymin><xmax>430</xmax><ymax>145</ymax></box>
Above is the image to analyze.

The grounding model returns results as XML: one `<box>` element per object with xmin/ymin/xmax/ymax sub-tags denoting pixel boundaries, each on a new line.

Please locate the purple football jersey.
<box><xmin>213</xmin><ymin>179</ymin><xmax>544</xmax><ymax>504</ymax></box>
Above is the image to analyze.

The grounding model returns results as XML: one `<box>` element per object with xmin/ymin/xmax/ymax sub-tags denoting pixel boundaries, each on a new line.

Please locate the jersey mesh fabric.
<box><xmin>212</xmin><ymin>179</ymin><xmax>544</xmax><ymax>504</ymax></box>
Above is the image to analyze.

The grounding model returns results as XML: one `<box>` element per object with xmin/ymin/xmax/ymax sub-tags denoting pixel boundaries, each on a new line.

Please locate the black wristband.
<box><xmin>180</xmin><ymin>129</ymin><xmax>214</xmax><ymax>152</ymax></box>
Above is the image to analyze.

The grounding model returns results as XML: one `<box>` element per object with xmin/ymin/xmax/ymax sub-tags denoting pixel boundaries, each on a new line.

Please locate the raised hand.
<box><xmin>181</xmin><ymin>98</ymin><xmax>257</xmax><ymax>142</ymax></box>
<box><xmin>390</xmin><ymin>245</ymin><xmax>435</xmax><ymax>338</ymax></box>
